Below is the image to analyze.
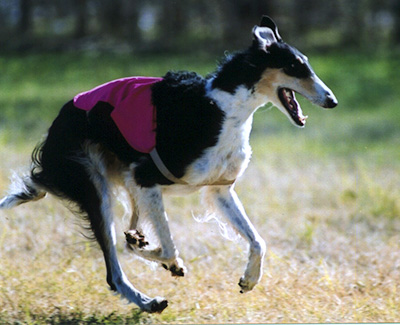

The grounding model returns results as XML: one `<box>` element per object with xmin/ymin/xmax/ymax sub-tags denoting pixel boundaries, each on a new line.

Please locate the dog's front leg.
<box><xmin>126</xmin><ymin>186</ymin><xmax>186</xmax><ymax>277</ymax></box>
<box><xmin>203</xmin><ymin>186</ymin><xmax>266</xmax><ymax>293</ymax></box>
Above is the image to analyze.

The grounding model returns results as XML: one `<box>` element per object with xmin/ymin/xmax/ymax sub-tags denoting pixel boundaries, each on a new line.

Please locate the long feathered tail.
<box><xmin>0</xmin><ymin>174</ymin><xmax>46</xmax><ymax>209</ymax></box>
<box><xmin>0</xmin><ymin>141</ymin><xmax>49</xmax><ymax>210</ymax></box>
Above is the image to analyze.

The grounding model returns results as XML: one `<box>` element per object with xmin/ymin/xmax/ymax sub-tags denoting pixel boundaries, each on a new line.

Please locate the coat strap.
<box><xmin>149</xmin><ymin>148</ymin><xmax>187</xmax><ymax>184</ymax></box>
<box><xmin>149</xmin><ymin>148</ymin><xmax>235</xmax><ymax>186</ymax></box>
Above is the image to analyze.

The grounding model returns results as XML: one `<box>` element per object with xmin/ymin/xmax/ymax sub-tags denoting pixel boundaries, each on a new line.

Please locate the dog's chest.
<box><xmin>184</xmin><ymin>116</ymin><xmax>253</xmax><ymax>185</ymax></box>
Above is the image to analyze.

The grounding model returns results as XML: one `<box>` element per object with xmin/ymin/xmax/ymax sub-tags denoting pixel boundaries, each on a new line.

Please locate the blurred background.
<box><xmin>0</xmin><ymin>0</ymin><xmax>400</xmax><ymax>54</ymax></box>
<box><xmin>0</xmin><ymin>0</ymin><xmax>399</xmax><ymax>173</ymax></box>
<box><xmin>1</xmin><ymin>1</ymin><xmax>400</xmax><ymax>323</ymax></box>
<box><xmin>0</xmin><ymin>0</ymin><xmax>399</xmax><ymax>160</ymax></box>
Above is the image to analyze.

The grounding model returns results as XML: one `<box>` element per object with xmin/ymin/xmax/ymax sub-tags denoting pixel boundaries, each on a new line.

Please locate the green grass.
<box><xmin>1</xmin><ymin>51</ymin><xmax>400</xmax><ymax>323</ymax></box>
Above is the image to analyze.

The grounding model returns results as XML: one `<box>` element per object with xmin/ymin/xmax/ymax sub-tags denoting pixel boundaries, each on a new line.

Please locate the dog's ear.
<box><xmin>252</xmin><ymin>26</ymin><xmax>278</xmax><ymax>51</ymax></box>
<box><xmin>259</xmin><ymin>15</ymin><xmax>282</xmax><ymax>42</ymax></box>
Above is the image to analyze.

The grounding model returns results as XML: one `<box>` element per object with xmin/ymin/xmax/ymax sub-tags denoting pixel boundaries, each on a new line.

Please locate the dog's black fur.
<box><xmin>212</xmin><ymin>41</ymin><xmax>313</xmax><ymax>94</ymax></box>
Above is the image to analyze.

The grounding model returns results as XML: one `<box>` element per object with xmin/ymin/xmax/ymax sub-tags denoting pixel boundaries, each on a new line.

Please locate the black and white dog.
<box><xmin>0</xmin><ymin>16</ymin><xmax>337</xmax><ymax>313</ymax></box>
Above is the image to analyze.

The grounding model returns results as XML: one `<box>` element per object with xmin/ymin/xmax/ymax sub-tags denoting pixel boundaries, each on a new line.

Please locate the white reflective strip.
<box><xmin>149</xmin><ymin>148</ymin><xmax>236</xmax><ymax>186</ymax></box>
<box><xmin>150</xmin><ymin>148</ymin><xmax>187</xmax><ymax>184</ymax></box>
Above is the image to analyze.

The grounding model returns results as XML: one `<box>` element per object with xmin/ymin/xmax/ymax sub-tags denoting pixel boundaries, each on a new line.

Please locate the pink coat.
<box><xmin>74</xmin><ymin>77</ymin><xmax>162</xmax><ymax>153</ymax></box>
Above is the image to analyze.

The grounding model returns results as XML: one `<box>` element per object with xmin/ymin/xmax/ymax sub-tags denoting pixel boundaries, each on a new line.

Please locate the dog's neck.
<box><xmin>206</xmin><ymin>78</ymin><xmax>267</xmax><ymax>124</ymax></box>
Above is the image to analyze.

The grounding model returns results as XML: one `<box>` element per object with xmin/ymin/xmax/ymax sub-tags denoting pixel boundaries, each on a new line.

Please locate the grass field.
<box><xmin>0</xmin><ymin>51</ymin><xmax>400</xmax><ymax>323</ymax></box>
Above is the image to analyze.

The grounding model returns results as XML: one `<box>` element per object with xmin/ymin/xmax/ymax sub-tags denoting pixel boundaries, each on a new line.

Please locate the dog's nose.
<box><xmin>324</xmin><ymin>94</ymin><xmax>338</xmax><ymax>108</ymax></box>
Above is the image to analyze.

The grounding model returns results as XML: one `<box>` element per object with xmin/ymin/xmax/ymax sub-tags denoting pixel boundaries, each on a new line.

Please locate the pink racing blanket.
<box><xmin>73</xmin><ymin>77</ymin><xmax>162</xmax><ymax>153</ymax></box>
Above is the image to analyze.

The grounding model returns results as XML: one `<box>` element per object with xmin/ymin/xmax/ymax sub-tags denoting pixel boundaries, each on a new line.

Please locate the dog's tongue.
<box><xmin>293</xmin><ymin>93</ymin><xmax>308</xmax><ymax>125</ymax></box>
<box><xmin>283</xmin><ymin>89</ymin><xmax>308</xmax><ymax>125</ymax></box>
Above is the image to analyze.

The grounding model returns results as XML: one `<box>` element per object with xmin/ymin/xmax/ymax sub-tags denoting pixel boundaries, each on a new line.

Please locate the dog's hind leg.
<box><xmin>125</xmin><ymin>186</ymin><xmax>186</xmax><ymax>277</ymax></box>
<box><xmin>203</xmin><ymin>186</ymin><xmax>266</xmax><ymax>293</ymax></box>
<box><xmin>77</xmin><ymin>157</ymin><xmax>168</xmax><ymax>312</ymax></box>
<box><xmin>32</xmin><ymin>155</ymin><xmax>167</xmax><ymax>311</ymax></box>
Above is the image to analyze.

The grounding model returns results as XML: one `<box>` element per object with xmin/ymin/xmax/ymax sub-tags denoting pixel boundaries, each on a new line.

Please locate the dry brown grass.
<box><xmin>1</xmin><ymin>132</ymin><xmax>400</xmax><ymax>324</ymax></box>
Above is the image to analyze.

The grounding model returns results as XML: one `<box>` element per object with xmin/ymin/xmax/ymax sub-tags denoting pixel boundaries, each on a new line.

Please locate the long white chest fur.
<box><xmin>184</xmin><ymin>114</ymin><xmax>253</xmax><ymax>184</ymax></box>
<box><xmin>181</xmin><ymin>82</ymin><xmax>267</xmax><ymax>186</ymax></box>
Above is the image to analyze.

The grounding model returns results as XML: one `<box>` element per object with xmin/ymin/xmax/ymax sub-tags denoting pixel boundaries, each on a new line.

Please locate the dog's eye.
<box><xmin>284</xmin><ymin>62</ymin><xmax>298</xmax><ymax>73</ymax></box>
<box><xmin>283</xmin><ymin>60</ymin><xmax>311</xmax><ymax>78</ymax></box>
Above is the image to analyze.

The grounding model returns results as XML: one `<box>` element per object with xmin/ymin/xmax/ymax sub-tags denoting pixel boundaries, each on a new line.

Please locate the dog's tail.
<box><xmin>1</xmin><ymin>141</ymin><xmax>49</xmax><ymax>210</ymax></box>
<box><xmin>0</xmin><ymin>174</ymin><xmax>46</xmax><ymax>209</ymax></box>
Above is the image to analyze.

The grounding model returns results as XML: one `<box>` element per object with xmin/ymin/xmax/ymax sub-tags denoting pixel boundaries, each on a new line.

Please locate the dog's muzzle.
<box><xmin>322</xmin><ymin>93</ymin><xmax>338</xmax><ymax>109</ymax></box>
<box><xmin>277</xmin><ymin>74</ymin><xmax>338</xmax><ymax>128</ymax></box>
<box><xmin>309</xmin><ymin>74</ymin><xmax>338</xmax><ymax>109</ymax></box>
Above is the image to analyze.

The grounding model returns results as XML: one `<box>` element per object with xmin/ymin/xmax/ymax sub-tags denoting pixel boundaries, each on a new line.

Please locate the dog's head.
<box><xmin>253</xmin><ymin>16</ymin><xmax>337</xmax><ymax>127</ymax></box>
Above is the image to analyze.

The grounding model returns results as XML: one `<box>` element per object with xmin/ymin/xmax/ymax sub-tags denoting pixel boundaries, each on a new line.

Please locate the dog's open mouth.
<box><xmin>278</xmin><ymin>88</ymin><xmax>308</xmax><ymax>127</ymax></box>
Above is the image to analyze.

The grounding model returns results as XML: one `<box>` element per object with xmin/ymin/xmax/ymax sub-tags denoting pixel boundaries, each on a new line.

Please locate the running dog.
<box><xmin>0</xmin><ymin>16</ymin><xmax>337</xmax><ymax>313</ymax></box>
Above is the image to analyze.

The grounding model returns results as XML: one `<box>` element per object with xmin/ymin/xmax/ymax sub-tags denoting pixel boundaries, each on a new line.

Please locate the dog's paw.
<box><xmin>141</xmin><ymin>296</ymin><xmax>168</xmax><ymax>314</ymax></box>
<box><xmin>238</xmin><ymin>276</ymin><xmax>257</xmax><ymax>293</ymax></box>
<box><xmin>124</xmin><ymin>229</ymin><xmax>149</xmax><ymax>249</ymax></box>
<box><xmin>162</xmin><ymin>258</ymin><xmax>187</xmax><ymax>277</ymax></box>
